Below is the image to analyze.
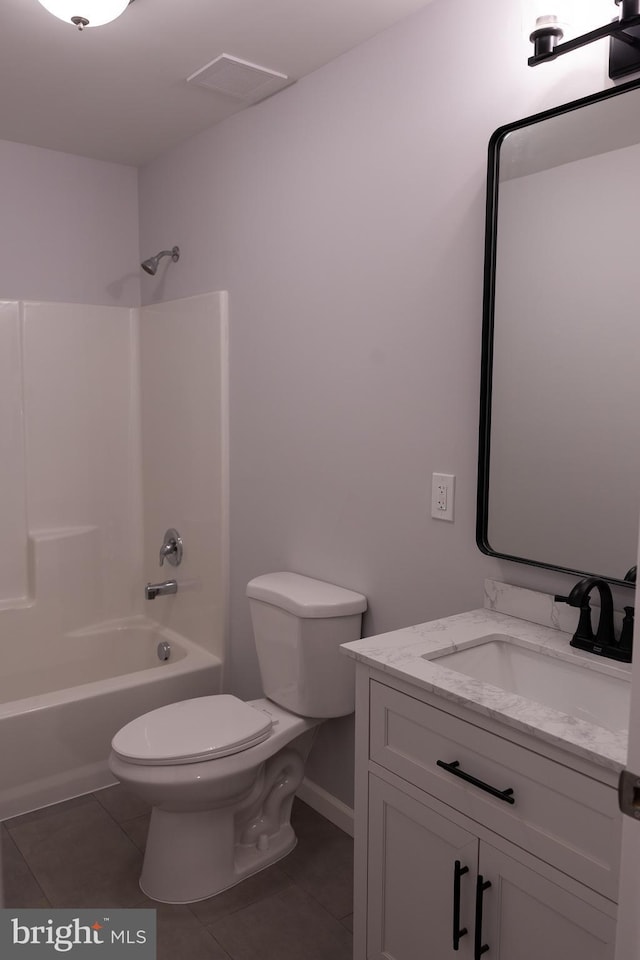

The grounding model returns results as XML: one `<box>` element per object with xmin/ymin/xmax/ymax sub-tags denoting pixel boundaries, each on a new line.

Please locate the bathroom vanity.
<box><xmin>343</xmin><ymin>581</ymin><xmax>629</xmax><ymax>959</ymax></box>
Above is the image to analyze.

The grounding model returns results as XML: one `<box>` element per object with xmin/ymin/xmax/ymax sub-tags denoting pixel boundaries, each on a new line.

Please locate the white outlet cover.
<box><xmin>431</xmin><ymin>473</ymin><xmax>455</xmax><ymax>522</ymax></box>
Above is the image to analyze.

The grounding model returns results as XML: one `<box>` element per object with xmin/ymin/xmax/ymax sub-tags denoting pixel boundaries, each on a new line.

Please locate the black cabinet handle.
<box><xmin>437</xmin><ymin>760</ymin><xmax>515</xmax><ymax>805</ymax></box>
<box><xmin>474</xmin><ymin>875</ymin><xmax>491</xmax><ymax>959</ymax></box>
<box><xmin>453</xmin><ymin>860</ymin><xmax>469</xmax><ymax>950</ymax></box>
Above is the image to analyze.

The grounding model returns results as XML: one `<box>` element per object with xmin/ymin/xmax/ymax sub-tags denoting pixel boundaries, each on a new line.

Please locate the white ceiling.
<box><xmin>1</xmin><ymin>0</ymin><xmax>434</xmax><ymax>167</ymax></box>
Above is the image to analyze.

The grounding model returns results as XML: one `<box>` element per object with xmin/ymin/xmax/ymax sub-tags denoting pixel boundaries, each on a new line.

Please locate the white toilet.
<box><xmin>108</xmin><ymin>572</ymin><xmax>367</xmax><ymax>904</ymax></box>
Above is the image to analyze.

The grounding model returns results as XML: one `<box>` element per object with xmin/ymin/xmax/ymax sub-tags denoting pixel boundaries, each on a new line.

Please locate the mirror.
<box><xmin>477</xmin><ymin>78</ymin><xmax>640</xmax><ymax>586</ymax></box>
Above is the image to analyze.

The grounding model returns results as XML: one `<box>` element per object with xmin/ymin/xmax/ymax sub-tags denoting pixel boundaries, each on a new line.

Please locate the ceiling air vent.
<box><xmin>187</xmin><ymin>54</ymin><xmax>291</xmax><ymax>105</ymax></box>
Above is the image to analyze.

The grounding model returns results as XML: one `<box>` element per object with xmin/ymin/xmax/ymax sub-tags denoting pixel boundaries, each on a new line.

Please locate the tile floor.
<box><xmin>1</xmin><ymin>787</ymin><xmax>354</xmax><ymax>960</ymax></box>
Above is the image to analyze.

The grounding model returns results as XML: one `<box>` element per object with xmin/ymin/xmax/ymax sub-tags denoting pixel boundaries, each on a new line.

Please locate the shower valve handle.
<box><xmin>159</xmin><ymin>528</ymin><xmax>183</xmax><ymax>567</ymax></box>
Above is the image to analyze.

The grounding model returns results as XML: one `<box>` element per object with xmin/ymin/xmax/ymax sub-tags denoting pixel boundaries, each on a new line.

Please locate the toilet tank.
<box><xmin>246</xmin><ymin>572</ymin><xmax>367</xmax><ymax>718</ymax></box>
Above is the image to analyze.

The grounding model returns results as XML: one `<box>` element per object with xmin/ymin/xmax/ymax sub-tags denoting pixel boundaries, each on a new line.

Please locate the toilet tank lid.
<box><xmin>246</xmin><ymin>572</ymin><xmax>367</xmax><ymax>618</ymax></box>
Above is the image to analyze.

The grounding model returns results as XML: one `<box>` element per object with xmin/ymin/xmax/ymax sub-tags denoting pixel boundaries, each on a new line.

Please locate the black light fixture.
<box><xmin>529</xmin><ymin>0</ymin><xmax>640</xmax><ymax>79</ymax></box>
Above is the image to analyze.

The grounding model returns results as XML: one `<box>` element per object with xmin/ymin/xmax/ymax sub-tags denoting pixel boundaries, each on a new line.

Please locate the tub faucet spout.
<box><xmin>146</xmin><ymin>579</ymin><xmax>178</xmax><ymax>600</ymax></box>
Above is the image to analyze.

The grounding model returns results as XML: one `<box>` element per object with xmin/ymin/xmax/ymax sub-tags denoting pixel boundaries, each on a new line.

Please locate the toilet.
<box><xmin>108</xmin><ymin>572</ymin><xmax>367</xmax><ymax>904</ymax></box>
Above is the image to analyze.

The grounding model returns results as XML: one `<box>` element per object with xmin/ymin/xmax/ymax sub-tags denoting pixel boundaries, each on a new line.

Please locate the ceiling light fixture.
<box><xmin>529</xmin><ymin>0</ymin><xmax>640</xmax><ymax>79</ymax></box>
<box><xmin>36</xmin><ymin>0</ymin><xmax>132</xmax><ymax>30</ymax></box>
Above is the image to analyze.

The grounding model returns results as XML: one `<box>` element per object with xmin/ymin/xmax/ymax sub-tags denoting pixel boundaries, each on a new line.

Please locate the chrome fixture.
<box><xmin>157</xmin><ymin>640</ymin><xmax>172</xmax><ymax>661</ymax></box>
<box><xmin>529</xmin><ymin>0</ymin><xmax>640</xmax><ymax>79</ymax></box>
<box><xmin>36</xmin><ymin>0</ymin><xmax>134</xmax><ymax>31</ymax></box>
<box><xmin>159</xmin><ymin>528</ymin><xmax>183</xmax><ymax>568</ymax></box>
<box><xmin>141</xmin><ymin>246</ymin><xmax>180</xmax><ymax>276</ymax></box>
<box><xmin>145</xmin><ymin>579</ymin><xmax>178</xmax><ymax>600</ymax></box>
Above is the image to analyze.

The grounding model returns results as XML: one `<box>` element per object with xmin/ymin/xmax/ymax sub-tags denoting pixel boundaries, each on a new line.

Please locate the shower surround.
<box><xmin>0</xmin><ymin>292</ymin><xmax>228</xmax><ymax>818</ymax></box>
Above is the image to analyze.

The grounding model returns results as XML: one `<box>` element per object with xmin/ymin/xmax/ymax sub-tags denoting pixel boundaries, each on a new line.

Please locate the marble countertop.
<box><xmin>342</xmin><ymin>606</ymin><xmax>632</xmax><ymax>774</ymax></box>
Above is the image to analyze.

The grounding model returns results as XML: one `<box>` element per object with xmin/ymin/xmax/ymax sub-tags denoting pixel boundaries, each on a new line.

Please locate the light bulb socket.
<box><xmin>71</xmin><ymin>15</ymin><xmax>89</xmax><ymax>28</ymax></box>
<box><xmin>616</xmin><ymin>0</ymin><xmax>640</xmax><ymax>19</ymax></box>
<box><xmin>530</xmin><ymin>16</ymin><xmax>565</xmax><ymax>56</ymax></box>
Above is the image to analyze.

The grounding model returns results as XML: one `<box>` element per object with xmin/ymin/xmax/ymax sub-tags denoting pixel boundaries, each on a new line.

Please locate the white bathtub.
<box><xmin>0</xmin><ymin>618</ymin><xmax>222</xmax><ymax>820</ymax></box>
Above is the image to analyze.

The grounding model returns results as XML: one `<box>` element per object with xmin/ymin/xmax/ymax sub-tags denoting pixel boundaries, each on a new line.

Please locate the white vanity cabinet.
<box><xmin>353</xmin><ymin>669</ymin><xmax>621</xmax><ymax>960</ymax></box>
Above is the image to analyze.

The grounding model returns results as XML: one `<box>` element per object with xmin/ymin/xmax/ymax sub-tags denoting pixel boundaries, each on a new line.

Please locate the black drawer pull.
<box><xmin>437</xmin><ymin>760</ymin><xmax>515</xmax><ymax>804</ymax></box>
<box><xmin>474</xmin><ymin>875</ymin><xmax>491</xmax><ymax>959</ymax></box>
<box><xmin>453</xmin><ymin>860</ymin><xmax>469</xmax><ymax>950</ymax></box>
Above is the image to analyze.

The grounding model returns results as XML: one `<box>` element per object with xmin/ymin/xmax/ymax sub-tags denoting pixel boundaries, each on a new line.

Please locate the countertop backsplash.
<box><xmin>484</xmin><ymin>578</ymin><xmax>625</xmax><ymax>634</ymax></box>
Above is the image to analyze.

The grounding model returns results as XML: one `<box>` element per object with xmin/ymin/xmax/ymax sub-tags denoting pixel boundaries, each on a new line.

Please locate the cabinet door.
<box><xmin>478</xmin><ymin>843</ymin><xmax>617</xmax><ymax>960</ymax></box>
<box><xmin>367</xmin><ymin>775</ymin><xmax>477</xmax><ymax>960</ymax></box>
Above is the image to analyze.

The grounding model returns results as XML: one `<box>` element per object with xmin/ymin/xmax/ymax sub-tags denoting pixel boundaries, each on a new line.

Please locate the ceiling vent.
<box><xmin>187</xmin><ymin>54</ymin><xmax>292</xmax><ymax>105</ymax></box>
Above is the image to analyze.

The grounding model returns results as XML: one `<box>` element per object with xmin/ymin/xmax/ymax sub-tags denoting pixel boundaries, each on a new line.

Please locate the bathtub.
<box><xmin>0</xmin><ymin>618</ymin><xmax>222</xmax><ymax>820</ymax></box>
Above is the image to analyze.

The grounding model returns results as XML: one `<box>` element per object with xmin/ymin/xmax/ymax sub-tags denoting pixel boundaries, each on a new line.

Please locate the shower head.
<box><xmin>141</xmin><ymin>246</ymin><xmax>180</xmax><ymax>276</ymax></box>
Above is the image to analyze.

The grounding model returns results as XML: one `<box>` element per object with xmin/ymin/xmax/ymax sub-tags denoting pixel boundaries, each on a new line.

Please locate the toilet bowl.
<box><xmin>109</xmin><ymin>572</ymin><xmax>367</xmax><ymax>904</ymax></box>
<box><xmin>110</xmin><ymin>697</ymin><xmax>319</xmax><ymax>903</ymax></box>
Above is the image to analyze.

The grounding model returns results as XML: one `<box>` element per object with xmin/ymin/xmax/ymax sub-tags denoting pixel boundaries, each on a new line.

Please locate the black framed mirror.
<box><xmin>477</xmin><ymin>77</ymin><xmax>640</xmax><ymax>587</ymax></box>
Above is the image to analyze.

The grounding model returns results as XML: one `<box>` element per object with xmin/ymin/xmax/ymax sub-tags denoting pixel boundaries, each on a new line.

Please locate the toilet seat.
<box><xmin>111</xmin><ymin>695</ymin><xmax>273</xmax><ymax>766</ymax></box>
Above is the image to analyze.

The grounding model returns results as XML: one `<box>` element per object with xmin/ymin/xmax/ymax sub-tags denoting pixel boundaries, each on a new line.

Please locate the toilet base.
<box><xmin>139</xmin><ymin>811</ymin><xmax>297</xmax><ymax>904</ymax></box>
<box><xmin>138</xmin><ymin>743</ymin><xmax>310</xmax><ymax>903</ymax></box>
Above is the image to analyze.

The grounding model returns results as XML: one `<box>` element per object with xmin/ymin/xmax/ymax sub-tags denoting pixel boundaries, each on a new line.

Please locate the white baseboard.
<box><xmin>296</xmin><ymin>777</ymin><xmax>354</xmax><ymax>837</ymax></box>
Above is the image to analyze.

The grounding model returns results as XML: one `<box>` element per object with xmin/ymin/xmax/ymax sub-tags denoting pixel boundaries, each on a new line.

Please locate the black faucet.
<box><xmin>555</xmin><ymin>577</ymin><xmax>630</xmax><ymax>662</ymax></box>
<box><xmin>619</xmin><ymin>606</ymin><xmax>635</xmax><ymax>659</ymax></box>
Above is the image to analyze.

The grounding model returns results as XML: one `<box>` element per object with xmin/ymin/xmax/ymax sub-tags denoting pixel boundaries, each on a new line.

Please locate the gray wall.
<box><xmin>137</xmin><ymin>0</ymin><xmax>616</xmax><ymax>806</ymax></box>
<box><xmin>0</xmin><ymin>139</ymin><xmax>140</xmax><ymax>307</ymax></box>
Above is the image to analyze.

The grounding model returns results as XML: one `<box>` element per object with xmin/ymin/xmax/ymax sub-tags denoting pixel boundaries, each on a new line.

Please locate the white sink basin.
<box><xmin>428</xmin><ymin>634</ymin><xmax>630</xmax><ymax>734</ymax></box>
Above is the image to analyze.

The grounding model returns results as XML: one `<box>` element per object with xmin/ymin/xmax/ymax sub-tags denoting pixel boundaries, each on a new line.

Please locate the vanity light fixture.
<box><xmin>529</xmin><ymin>0</ymin><xmax>640</xmax><ymax>79</ymax></box>
<box><xmin>36</xmin><ymin>0</ymin><xmax>133</xmax><ymax>30</ymax></box>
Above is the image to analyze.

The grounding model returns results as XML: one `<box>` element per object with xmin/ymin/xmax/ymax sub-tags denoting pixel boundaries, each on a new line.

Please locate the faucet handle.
<box><xmin>159</xmin><ymin>528</ymin><xmax>183</xmax><ymax>567</ymax></box>
<box><xmin>619</xmin><ymin>606</ymin><xmax>635</xmax><ymax>659</ymax></box>
<box><xmin>555</xmin><ymin>592</ymin><xmax>594</xmax><ymax>645</ymax></box>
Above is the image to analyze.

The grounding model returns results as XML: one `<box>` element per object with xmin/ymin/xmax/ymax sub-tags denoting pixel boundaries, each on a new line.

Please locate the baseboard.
<box><xmin>296</xmin><ymin>777</ymin><xmax>354</xmax><ymax>837</ymax></box>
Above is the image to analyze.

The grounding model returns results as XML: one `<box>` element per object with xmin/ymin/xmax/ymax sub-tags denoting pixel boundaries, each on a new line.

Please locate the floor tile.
<box><xmin>290</xmin><ymin>799</ymin><xmax>345</xmax><ymax>842</ymax></box>
<box><xmin>281</xmin><ymin>801</ymin><xmax>354</xmax><ymax>920</ymax></box>
<box><xmin>119</xmin><ymin>814</ymin><xmax>151</xmax><ymax>852</ymax></box>
<box><xmin>3</xmin><ymin>790</ymin><xmax>356</xmax><ymax>960</ymax></box>
<box><xmin>4</xmin><ymin>795</ymin><xmax>91</xmax><ymax>830</ymax></box>
<box><xmin>94</xmin><ymin>784</ymin><xmax>151</xmax><ymax>823</ymax></box>
<box><xmin>207</xmin><ymin>886</ymin><xmax>352</xmax><ymax>960</ymax></box>
<box><xmin>1</xmin><ymin>826</ymin><xmax>50</xmax><ymax>908</ymax></box>
<box><xmin>189</xmin><ymin>863</ymin><xmax>293</xmax><ymax>925</ymax></box>
<box><xmin>153</xmin><ymin>904</ymin><xmax>231</xmax><ymax>960</ymax></box>
<box><xmin>7</xmin><ymin>795</ymin><xmax>145</xmax><ymax>908</ymax></box>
